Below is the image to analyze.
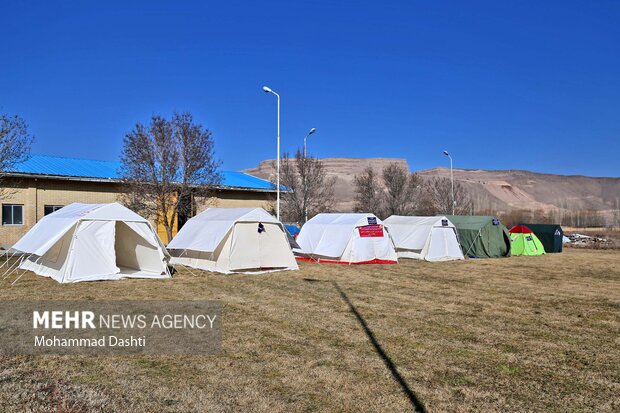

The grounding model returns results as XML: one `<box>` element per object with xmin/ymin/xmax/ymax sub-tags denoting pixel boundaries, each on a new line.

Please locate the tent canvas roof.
<box><xmin>518</xmin><ymin>223</ymin><xmax>563</xmax><ymax>233</ymax></box>
<box><xmin>509</xmin><ymin>225</ymin><xmax>534</xmax><ymax>233</ymax></box>
<box><xmin>384</xmin><ymin>215</ymin><xmax>455</xmax><ymax>228</ymax></box>
<box><xmin>384</xmin><ymin>216</ymin><xmax>456</xmax><ymax>251</ymax></box>
<box><xmin>304</xmin><ymin>213</ymin><xmax>379</xmax><ymax>227</ymax></box>
<box><xmin>446</xmin><ymin>215</ymin><xmax>498</xmax><ymax>229</ymax></box>
<box><xmin>167</xmin><ymin>207</ymin><xmax>280</xmax><ymax>253</ymax></box>
<box><xmin>185</xmin><ymin>207</ymin><xmax>279</xmax><ymax>224</ymax></box>
<box><xmin>12</xmin><ymin>203</ymin><xmax>152</xmax><ymax>257</ymax></box>
<box><xmin>46</xmin><ymin>203</ymin><xmax>149</xmax><ymax>222</ymax></box>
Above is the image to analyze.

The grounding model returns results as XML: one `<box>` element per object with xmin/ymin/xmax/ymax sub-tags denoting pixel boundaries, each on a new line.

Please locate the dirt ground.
<box><xmin>0</xmin><ymin>249</ymin><xmax>618</xmax><ymax>412</ymax></box>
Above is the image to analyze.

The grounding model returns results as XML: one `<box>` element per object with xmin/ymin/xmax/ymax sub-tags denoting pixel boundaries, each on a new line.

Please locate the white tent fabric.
<box><xmin>167</xmin><ymin>207</ymin><xmax>298</xmax><ymax>274</ymax></box>
<box><xmin>384</xmin><ymin>216</ymin><xmax>464</xmax><ymax>261</ymax></box>
<box><xmin>13</xmin><ymin>203</ymin><xmax>170</xmax><ymax>283</ymax></box>
<box><xmin>295</xmin><ymin>213</ymin><xmax>398</xmax><ymax>264</ymax></box>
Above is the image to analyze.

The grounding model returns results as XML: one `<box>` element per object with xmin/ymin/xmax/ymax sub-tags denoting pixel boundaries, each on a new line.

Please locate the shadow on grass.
<box><xmin>303</xmin><ymin>278</ymin><xmax>427</xmax><ymax>413</ymax></box>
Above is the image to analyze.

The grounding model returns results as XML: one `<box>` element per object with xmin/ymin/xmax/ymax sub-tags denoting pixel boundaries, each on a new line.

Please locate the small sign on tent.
<box><xmin>358</xmin><ymin>224</ymin><xmax>384</xmax><ymax>238</ymax></box>
<box><xmin>367</xmin><ymin>217</ymin><xmax>377</xmax><ymax>225</ymax></box>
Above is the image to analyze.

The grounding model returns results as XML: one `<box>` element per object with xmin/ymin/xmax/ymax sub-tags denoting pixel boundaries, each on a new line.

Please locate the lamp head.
<box><xmin>262</xmin><ymin>86</ymin><xmax>272</xmax><ymax>93</ymax></box>
<box><xmin>443</xmin><ymin>150</ymin><xmax>450</xmax><ymax>156</ymax></box>
<box><xmin>309</xmin><ymin>127</ymin><xmax>316</xmax><ymax>135</ymax></box>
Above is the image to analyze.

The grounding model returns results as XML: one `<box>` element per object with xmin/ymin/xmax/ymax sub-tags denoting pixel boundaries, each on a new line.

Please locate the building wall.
<box><xmin>196</xmin><ymin>189</ymin><xmax>275</xmax><ymax>213</ymax></box>
<box><xmin>0</xmin><ymin>177</ymin><xmax>276</xmax><ymax>246</ymax></box>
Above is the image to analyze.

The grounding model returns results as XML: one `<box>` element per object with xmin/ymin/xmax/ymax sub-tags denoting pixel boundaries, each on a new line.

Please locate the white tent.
<box><xmin>384</xmin><ymin>216</ymin><xmax>464</xmax><ymax>261</ymax></box>
<box><xmin>13</xmin><ymin>203</ymin><xmax>171</xmax><ymax>283</ymax></box>
<box><xmin>295</xmin><ymin>213</ymin><xmax>398</xmax><ymax>264</ymax></box>
<box><xmin>167</xmin><ymin>207</ymin><xmax>298</xmax><ymax>274</ymax></box>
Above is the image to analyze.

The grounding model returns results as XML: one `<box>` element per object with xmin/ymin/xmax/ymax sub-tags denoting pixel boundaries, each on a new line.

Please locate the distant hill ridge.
<box><xmin>243</xmin><ymin>158</ymin><xmax>620</xmax><ymax>216</ymax></box>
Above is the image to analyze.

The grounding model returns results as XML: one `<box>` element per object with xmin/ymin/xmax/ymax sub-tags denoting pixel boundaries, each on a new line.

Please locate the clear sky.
<box><xmin>1</xmin><ymin>1</ymin><xmax>618</xmax><ymax>176</ymax></box>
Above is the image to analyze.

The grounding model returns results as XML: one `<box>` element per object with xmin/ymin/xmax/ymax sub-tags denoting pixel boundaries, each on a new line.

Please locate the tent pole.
<box><xmin>11</xmin><ymin>254</ymin><xmax>33</xmax><ymax>285</ymax></box>
<box><xmin>176</xmin><ymin>262</ymin><xmax>200</xmax><ymax>278</ymax></box>
<box><xmin>2</xmin><ymin>253</ymin><xmax>23</xmax><ymax>279</ymax></box>
<box><xmin>5</xmin><ymin>254</ymin><xmax>28</xmax><ymax>281</ymax></box>
<box><xmin>0</xmin><ymin>250</ymin><xmax>15</xmax><ymax>270</ymax></box>
<box><xmin>463</xmin><ymin>229</ymin><xmax>482</xmax><ymax>257</ymax></box>
<box><xmin>174</xmin><ymin>249</ymin><xmax>200</xmax><ymax>277</ymax></box>
<box><xmin>11</xmin><ymin>271</ymin><xmax>26</xmax><ymax>286</ymax></box>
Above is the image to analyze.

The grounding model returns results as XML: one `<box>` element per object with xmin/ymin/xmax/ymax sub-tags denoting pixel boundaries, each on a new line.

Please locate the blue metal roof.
<box><xmin>9</xmin><ymin>155</ymin><xmax>275</xmax><ymax>191</ymax></box>
<box><xmin>13</xmin><ymin>155</ymin><xmax>120</xmax><ymax>179</ymax></box>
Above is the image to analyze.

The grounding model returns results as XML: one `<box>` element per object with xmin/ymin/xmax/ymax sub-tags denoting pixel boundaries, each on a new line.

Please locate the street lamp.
<box><xmin>303</xmin><ymin>127</ymin><xmax>316</xmax><ymax>158</ymax></box>
<box><xmin>443</xmin><ymin>150</ymin><xmax>455</xmax><ymax>215</ymax></box>
<box><xmin>263</xmin><ymin>85</ymin><xmax>281</xmax><ymax>220</ymax></box>
<box><xmin>302</xmin><ymin>127</ymin><xmax>316</xmax><ymax>223</ymax></box>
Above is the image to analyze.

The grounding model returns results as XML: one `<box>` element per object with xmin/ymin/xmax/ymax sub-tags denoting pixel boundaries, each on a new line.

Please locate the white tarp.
<box><xmin>13</xmin><ymin>203</ymin><xmax>170</xmax><ymax>283</ymax></box>
<box><xmin>295</xmin><ymin>213</ymin><xmax>398</xmax><ymax>264</ymax></box>
<box><xmin>167</xmin><ymin>207</ymin><xmax>298</xmax><ymax>274</ymax></box>
<box><xmin>384</xmin><ymin>216</ymin><xmax>464</xmax><ymax>261</ymax></box>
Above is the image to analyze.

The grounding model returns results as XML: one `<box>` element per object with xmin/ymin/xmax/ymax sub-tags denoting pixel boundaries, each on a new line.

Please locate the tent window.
<box><xmin>2</xmin><ymin>204</ymin><xmax>23</xmax><ymax>225</ymax></box>
<box><xmin>44</xmin><ymin>205</ymin><xmax>64</xmax><ymax>216</ymax></box>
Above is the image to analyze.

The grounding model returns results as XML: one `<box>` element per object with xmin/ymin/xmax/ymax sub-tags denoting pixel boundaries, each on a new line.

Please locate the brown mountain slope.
<box><xmin>243</xmin><ymin>158</ymin><xmax>620</xmax><ymax>216</ymax></box>
<box><xmin>245</xmin><ymin>158</ymin><xmax>408</xmax><ymax>211</ymax></box>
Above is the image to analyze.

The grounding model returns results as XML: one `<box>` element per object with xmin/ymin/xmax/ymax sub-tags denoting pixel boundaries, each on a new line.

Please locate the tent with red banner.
<box><xmin>295</xmin><ymin>213</ymin><xmax>397</xmax><ymax>264</ymax></box>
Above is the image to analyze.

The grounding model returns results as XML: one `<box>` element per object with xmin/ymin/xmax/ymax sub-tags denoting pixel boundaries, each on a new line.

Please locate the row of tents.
<box><xmin>3</xmin><ymin>203</ymin><xmax>563</xmax><ymax>283</ymax></box>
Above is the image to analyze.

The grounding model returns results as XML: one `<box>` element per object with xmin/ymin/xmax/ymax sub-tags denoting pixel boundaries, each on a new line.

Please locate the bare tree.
<box><xmin>278</xmin><ymin>150</ymin><xmax>336</xmax><ymax>224</ymax></box>
<box><xmin>120</xmin><ymin>112</ymin><xmax>221</xmax><ymax>242</ymax></box>
<box><xmin>0</xmin><ymin>114</ymin><xmax>34</xmax><ymax>187</ymax></box>
<box><xmin>427</xmin><ymin>177</ymin><xmax>472</xmax><ymax>215</ymax></box>
<box><xmin>382</xmin><ymin>163</ymin><xmax>423</xmax><ymax>217</ymax></box>
<box><xmin>354</xmin><ymin>163</ymin><xmax>424</xmax><ymax>218</ymax></box>
<box><xmin>353</xmin><ymin>167</ymin><xmax>383</xmax><ymax>214</ymax></box>
<box><xmin>415</xmin><ymin>182</ymin><xmax>439</xmax><ymax>215</ymax></box>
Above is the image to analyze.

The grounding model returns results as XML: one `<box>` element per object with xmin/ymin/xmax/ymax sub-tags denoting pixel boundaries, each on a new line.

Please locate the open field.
<box><xmin>1</xmin><ymin>249</ymin><xmax>619</xmax><ymax>412</ymax></box>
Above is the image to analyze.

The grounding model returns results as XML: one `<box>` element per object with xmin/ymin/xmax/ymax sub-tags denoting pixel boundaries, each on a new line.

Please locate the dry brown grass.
<box><xmin>1</xmin><ymin>249</ymin><xmax>619</xmax><ymax>412</ymax></box>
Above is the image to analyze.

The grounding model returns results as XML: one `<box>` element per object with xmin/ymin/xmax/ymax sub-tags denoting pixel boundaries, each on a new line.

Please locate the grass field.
<box><xmin>1</xmin><ymin>249</ymin><xmax>619</xmax><ymax>412</ymax></box>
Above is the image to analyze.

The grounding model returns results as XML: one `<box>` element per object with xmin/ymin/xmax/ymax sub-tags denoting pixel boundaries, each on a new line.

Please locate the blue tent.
<box><xmin>285</xmin><ymin>224</ymin><xmax>300</xmax><ymax>237</ymax></box>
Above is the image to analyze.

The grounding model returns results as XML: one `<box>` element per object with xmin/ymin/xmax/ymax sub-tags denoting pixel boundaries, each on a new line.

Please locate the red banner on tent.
<box><xmin>358</xmin><ymin>225</ymin><xmax>384</xmax><ymax>238</ymax></box>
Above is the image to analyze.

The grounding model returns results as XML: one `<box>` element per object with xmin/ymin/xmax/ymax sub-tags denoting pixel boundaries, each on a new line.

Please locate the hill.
<box><xmin>243</xmin><ymin>158</ymin><xmax>620</xmax><ymax>223</ymax></box>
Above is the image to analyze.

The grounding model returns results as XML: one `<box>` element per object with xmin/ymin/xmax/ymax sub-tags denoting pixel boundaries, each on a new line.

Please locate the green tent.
<box><xmin>518</xmin><ymin>223</ymin><xmax>563</xmax><ymax>253</ymax></box>
<box><xmin>509</xmin><ymin>225</ymin><xmax>546</xmax><ymax>256</ymax></box>
<box><xmin>446</xmin><ymin>215</ymin><xmax>511</xmax><ymax>258</ymax></box>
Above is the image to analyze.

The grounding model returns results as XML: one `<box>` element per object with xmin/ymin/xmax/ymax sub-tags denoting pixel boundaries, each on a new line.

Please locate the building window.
<box><xmin>2</xmin><ymin>204</ymin><xmax>24</xmax><ymax>225</ymax></box>
<box><xmin>44</xmin><ymin>205</ymin><xmax>64</xmax><ymax>216</ymax></box>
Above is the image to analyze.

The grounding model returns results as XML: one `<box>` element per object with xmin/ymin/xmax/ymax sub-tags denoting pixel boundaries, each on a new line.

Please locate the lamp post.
<box><xmin>263</xmin><ymin>86</ymin><xmax>281</xmax><ymax>220</ymax></box>
<box><xmin>443</xmin><ymin>150</ymin><xmax>455</xmax><ymax>215</ymax></box>
<box><xmin>303</xmin><ymin>127</ymin><xmax>316</xmax><ymax>158</ymax></box>
<box><xmin>303</xmin><ymin>128</ymin><xmax>316</xmax><ymax>223</ymax></box>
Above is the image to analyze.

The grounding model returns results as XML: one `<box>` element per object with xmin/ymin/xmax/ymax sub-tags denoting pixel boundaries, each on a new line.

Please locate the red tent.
<box><xmin>509</xmin><ymin>225</ymin><xmax>533</xmax><ymax>234</ymax></box>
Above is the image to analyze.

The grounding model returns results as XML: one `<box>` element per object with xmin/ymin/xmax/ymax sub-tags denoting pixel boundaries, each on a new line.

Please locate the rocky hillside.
<box><xmin>245</xmin><ymin>158</ymin><xmax>409</xmax><ymax>211</ymax></box>
<box><xmin>244</xmin><ymin>158</ymin><xmax>620</xmax><ymax>219</ymax></box>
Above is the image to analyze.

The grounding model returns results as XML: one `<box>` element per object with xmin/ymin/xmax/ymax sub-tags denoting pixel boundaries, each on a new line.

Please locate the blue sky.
<box><xmin>1</xmin><ymin>1</ymin><xmax>618</xmax><ymax>176</ymax></box>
